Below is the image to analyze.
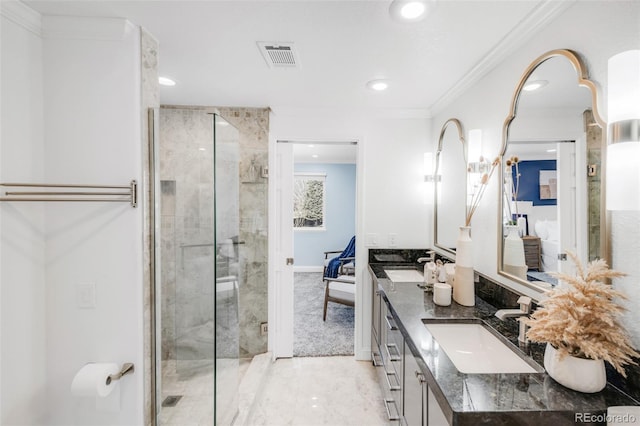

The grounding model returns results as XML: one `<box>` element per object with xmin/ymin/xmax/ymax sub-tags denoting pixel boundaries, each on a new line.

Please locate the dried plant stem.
<box><xmin>465</xmin><ymin>158</ymin><xmax>499</xmax><ymax>226</ymax></box>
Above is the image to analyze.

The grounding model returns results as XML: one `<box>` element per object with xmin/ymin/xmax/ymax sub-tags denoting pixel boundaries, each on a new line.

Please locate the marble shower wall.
<box><xmin>217</xmin><ymin>107</ymin><xmax>269</xmax><ymax>358</ymax></box>
<box><xmin>159</xmin><ymin>107</ymin><xmax>216</xmax><ymax>361</ymax></box>
<box><xmin>585</xmin><ymin>110</ymin><xmax>603</xmax><ymax>261</ymax></box>
<box><xmin>159</xmin><ymin>106</ymin><xmax>269</xmax><ymax>361</ymax></box>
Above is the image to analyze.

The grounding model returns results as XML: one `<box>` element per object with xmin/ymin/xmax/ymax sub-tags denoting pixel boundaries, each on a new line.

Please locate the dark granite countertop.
<box><xmin>368</xmin><ymin>261</ymin><xmax>639</xmax><ymax>426</ymax></box>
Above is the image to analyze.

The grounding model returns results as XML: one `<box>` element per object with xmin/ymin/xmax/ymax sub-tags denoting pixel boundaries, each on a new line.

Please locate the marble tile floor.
<box><xmin>158</xmin><ymin>355</ymin><xmax>388</xmax><ymax>426</ymax></box>
<box><xmin>158</xmin><ymin>358</ymin><xmax>251</xmax><ymax>426</ymax></box>
<box><xmin>244</xmin><ymin>356</ymin><xmax>389</xmax><ymax>426</ymax></box>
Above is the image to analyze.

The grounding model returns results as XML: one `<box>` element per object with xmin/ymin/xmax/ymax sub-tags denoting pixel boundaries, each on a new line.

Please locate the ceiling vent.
<box><xmin>257</xmin><ymin>42</ymin><xmax>299</xmax><ymax>68</ymax></box>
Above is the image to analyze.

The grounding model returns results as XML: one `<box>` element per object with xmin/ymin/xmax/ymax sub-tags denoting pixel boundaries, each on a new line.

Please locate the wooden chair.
<box><xmin>323</xmin><ymin>275</ymin><xmax>355</xmax><ymax>321</ymax></box>
<box><xmin>323</xmin><ymin>250</ymin><xmax>355</xmax><ymax>277</ymax></box>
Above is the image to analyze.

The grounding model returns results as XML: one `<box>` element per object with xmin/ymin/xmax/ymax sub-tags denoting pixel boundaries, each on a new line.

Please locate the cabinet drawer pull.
<box><xmin>385</xmin><ymin>314</ymin><xmax>398</xmax><ymax>331</ymax></box>
<box><xmin>383</xmin><ymin>398</ymin><xmax>400</xmax><ymax>421</ymax></box>
<box><xmin>414</xmin><ymin>370</ymin><xmax>427</xmax><ymax>384</ymax></box>
<box><xmin>385</xmin><ymin>343</ymin><xmax>402</xmax><ymax>362</ymax></box>
<box><xmin>384</xmin><ymin>369</ymin><xmax>401</xmax><ymax>391</ymax></box>
<box><xmin>372</xmin><ymin>350</ymin><xmax>383</xmax><ymax>367</ymax></box>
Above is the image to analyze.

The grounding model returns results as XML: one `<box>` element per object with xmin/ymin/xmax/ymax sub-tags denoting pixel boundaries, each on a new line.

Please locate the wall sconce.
<box><xmin>467</xmin><ymin>129</ymin><xmax>487</xmax><ymax>173</ymax></box>
<box><xmin>606</xmin><ymin>50</ymin><xmax>640</xmax><ymax>211</ymax></box>
<box><xmin>424</xmin><ymin>152</ymin><xmax>435</xmax><ymax>182</ymax></box>
<box><xmin>423</xmin><ymin>152</ymin><xmax>439</xmax><ymax>205</ymax></box>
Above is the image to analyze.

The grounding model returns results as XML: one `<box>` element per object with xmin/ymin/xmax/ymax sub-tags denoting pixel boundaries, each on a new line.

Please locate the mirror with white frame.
<box><xmin>434</xmin><ymin>118</ymin><xmax>467</xmax><ymax>256</ymax></box>
<box><xmin>499</xmin><ymin>49</ymin><xmax>606</xmax><ymax>291</ymax></box>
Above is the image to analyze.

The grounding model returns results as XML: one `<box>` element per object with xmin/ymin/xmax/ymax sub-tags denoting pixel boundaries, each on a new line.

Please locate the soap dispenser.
<box><xmin>417</xmin><ymin>251</ymin><xmax>436</xmax><ymax>291</ymax></box>
<box><xmin>437</xmin><ymin>260</ymin><xmax>447</xmax><ymax>283</ymax></box>
<box><xmin>424</xmin><ymin>262</ymin><xmax>437</xmax><ymax>289</ymax></box>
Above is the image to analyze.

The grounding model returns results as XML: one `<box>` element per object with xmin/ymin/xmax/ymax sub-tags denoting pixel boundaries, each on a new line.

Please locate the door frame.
<box><xmin>268</xmin><ymin>137</ymin><xmax>367</xmax><ymax>360</ymax></box>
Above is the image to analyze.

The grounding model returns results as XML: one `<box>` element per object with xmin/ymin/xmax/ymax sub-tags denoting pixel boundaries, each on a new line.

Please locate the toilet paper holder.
<box><xmin>105</xmin><ymin>363</ymin><xmax>134</xmax><ymax>385</ymax></box>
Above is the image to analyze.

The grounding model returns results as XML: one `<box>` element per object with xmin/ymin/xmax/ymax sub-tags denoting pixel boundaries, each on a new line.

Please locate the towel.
<box><xmin>326</xmin><ymin>236</ymin><xmax>356</xmax><ymax>278</ymax></box>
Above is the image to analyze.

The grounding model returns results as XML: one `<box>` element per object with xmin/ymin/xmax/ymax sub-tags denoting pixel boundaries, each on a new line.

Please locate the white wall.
<box><xmin>269</xmin><ymin>107</ymin><xmax>431</xmax><ymax>359</ymax></box>
<box><xmin>1</xmin><ymin>3</ymin><xmax>47</xmax><ymax>424</ymax></box>
<box><xmin>1</xmin><ymin>6</ymin><xmax>144</xmax><ymax>425</ymax></box>
<box><xmin>430</xmin><ymin>1</ymin><xmax>640</xmax><ymax>305</ymax></box>
<box><xmin>41</xmin><ymin>16</ymin><xmax>143</xmax><ymax>425</ymax></box>
<box><xmin>270</xmin><ymin>107</ymin><xmax>431</xmax><ymax>250</ymax></box>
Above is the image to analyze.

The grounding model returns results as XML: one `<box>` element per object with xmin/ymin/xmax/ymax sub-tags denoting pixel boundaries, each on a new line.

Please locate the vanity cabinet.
<box><xmin>371</xmin><ymin>281</ymin><xmax>448</xmax><ymax>425</ymax></box>
<box><xmin>403</xmin><ymin>340</ymin><xmax>426</xmax><ymax>425</ymax></box>
<box><xmin>404</xmin><ymin>341</ymin><xmax>448</xmax><ymax>426</ymax></box>
<box><xmin>372</xmin><ymin>286</ymin><xmax>401</xmax><ymax>422</ymax></box>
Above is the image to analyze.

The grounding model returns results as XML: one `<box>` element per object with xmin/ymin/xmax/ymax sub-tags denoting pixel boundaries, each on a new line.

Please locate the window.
<box><xmin>293</xmin><ymin>173</ymin><xmax>326</xmax><ymax>230</ymax></box>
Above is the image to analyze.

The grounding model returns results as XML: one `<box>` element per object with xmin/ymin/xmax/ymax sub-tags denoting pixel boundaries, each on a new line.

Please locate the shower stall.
<box><xmin>154</xmin><ymin>108</ymin><xmax>242</xmax><ymax>425</ymax></box>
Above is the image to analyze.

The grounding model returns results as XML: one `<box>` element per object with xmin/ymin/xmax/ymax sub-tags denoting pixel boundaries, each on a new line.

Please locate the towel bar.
<box><xmin>0</xmin><ymin>180</ymin><xmax>137</xmax><ymax>208</ymax></box>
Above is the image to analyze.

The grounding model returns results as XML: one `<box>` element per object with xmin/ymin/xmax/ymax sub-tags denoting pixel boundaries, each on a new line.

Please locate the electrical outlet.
<box><xmin>260</xmin><ymin>322</ymin><xmax>268</xmax><ymax>336</ymax></box>
<box><xmin>388</xmin><ymin>233</ymin><xmax>398</xmax><ymax>247</ymax></box>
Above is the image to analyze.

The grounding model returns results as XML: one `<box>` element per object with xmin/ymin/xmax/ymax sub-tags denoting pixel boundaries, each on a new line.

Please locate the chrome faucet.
<box><xmin>417</xmin><ymin>250</ymin><xmax>435</xmax><ymax>264</ymax></box>
<box><xmin>495</xmin><ymin>296</ymin><xmax>532</xmax><ymax>346</ymax></box>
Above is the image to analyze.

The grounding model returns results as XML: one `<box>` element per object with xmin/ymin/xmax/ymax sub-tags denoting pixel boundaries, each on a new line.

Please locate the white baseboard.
<box><xmin>293</xmin><ymin>266</ymin><xmax>323</xmax><ymax>273</ymax></box>
<box><xmin>356</xmin><ymin>348</ymin><xmax>372</xmax><ymax>362</ymax></box>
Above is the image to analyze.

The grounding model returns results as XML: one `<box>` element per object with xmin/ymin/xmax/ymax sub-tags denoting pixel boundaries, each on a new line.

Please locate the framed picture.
<box><xmin>539</xmin><ymin>170</ymin><xmax>557</xmax><ymax>200</ymax></box>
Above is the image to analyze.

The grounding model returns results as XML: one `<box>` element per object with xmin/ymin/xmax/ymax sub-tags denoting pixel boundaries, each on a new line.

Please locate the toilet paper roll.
<box><xmin>71</xmin><ymin>363</ymin><xmax>120</xmax><ymax>398</ymax></box>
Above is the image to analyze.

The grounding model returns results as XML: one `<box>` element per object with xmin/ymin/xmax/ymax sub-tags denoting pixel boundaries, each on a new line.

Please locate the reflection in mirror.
<box><xmin>434</xmin><ymin>119</ymin><xmax>466</xmax><ymax>256</ymax></box>
<box><xmin>499</xmin><ymin>50</ymin><xmax>605</xmax><ymax>291</ymax></box>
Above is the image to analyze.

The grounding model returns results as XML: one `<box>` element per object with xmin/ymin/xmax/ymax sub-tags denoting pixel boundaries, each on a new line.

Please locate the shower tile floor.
<box><xmin>159</xmin><ymin>356</ymin><xmax>388</xmax><ymax>426</ymax></box>
<box><xmin>158</xmin><ymin>358</ymin><xmax>250</xmax><ymax>426</ymax></box>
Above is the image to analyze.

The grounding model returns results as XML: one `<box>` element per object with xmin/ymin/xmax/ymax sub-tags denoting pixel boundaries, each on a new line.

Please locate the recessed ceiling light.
<box><xmin>158</xmin><ymin>76</ymin><xmax>176</xmax><ymax>86</ymax></box>
<box><xmin>523</xmin><ymin>80</ymin><xmax>548</xmax><ymax>92</ymax></box>
<box><xmin>366</xmin><ymin>79</ymin><xmax>389</xmax><ymax>91</ymax></box>
<box><xmin>389</xmin><ymin>0</ymin><xmax>432</xmax><ymax>22</ymax></box>
<box><xmin>546</xmin><ymin>149</ymin><xmax>557</xmax><ymax>153</ymax></box>
<box><xmin>308</xmin><ymin>144</ymin><xmax>315</xmax><ymax>148</ymax></box>
<box><xmin>199</xmin><ymin>148</ymin><xmax>206</xmax><ymax>151</ymax></box>
<box><xmin>312</xmin><ymin>154</ymin><xmax>319</xmax><ymax>158</ymax></box>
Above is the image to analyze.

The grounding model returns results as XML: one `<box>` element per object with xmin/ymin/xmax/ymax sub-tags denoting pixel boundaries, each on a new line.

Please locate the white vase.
<box><xmin>453</xmin><ymin>226</ymin><xmax>475</xmax><ymax>306</ymax></box>
<box><xmin>503</xmin><ymin>224</ymin><xmax>528</xmax><ymax>280</ymax></box>
<box><xmin>517</xmin><ymin>216</ymin><xmax>527</xmax><ymax>237</ymax></box>
<box><xmin>544</xmin><ymin>343</ymin><xmax>606</xmax><ymax>393</ymax></box>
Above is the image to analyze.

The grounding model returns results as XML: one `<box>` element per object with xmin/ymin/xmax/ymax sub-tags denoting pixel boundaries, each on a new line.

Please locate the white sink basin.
<box><xmin>384</xmin><ymin>269</ymin><xmax>423</xmax><ymax>282</ymax></box>
<box><xmin>423</xmin><ymin>321</ymin><xmax>541</xmax><ymax>374</ymax></box>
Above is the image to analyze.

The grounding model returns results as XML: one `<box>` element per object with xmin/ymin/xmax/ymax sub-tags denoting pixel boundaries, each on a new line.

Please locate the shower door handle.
<box><xmin>286</xmin><ymin>257</ymin><xmax>294</xmax><ymax>265</ymax></box>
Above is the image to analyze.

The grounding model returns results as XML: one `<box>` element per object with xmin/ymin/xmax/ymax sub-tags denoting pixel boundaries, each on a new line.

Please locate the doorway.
<box><xmin>292</xmin><ymin>144</ymin><xmax>357</xmax><ymax>356</ymax></box>
<box><xmin>271</xmin><ymin>140</ymin><xmax>360</xmax><ymax>359</ymax></box>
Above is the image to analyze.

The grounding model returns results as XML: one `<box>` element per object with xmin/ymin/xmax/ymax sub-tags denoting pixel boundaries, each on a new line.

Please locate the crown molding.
<box><xmin>430</xmin><ymin>0</ymin><xmax>576</xmax><ymax>116</ymax></box>
<box><xmin>42</xmin><ymin>16</ymin><xmax>135</xmax><ymax>41</ymax></box>
<box><xmin>1</xmin><ymin>0</ymin><xmax>42</xmax><ymax>36</ymax></box>
<box><xmin>271</xmin><ymin>106</ymin><xmax>431</xmax><ymax>120</ymax></box>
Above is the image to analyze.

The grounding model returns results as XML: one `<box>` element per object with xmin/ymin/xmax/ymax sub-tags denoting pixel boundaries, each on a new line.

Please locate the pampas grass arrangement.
<box><xmin>524</xmin><ymin>252</ymin><xmax>639</xmax><ymax>376</ymax></box>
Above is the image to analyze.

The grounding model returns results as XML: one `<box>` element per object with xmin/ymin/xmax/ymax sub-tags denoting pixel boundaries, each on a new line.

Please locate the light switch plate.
<box><xmin>388</xmin><ymin>233</ymin><xmax>398</xmax><ymax>247</ymax></box>
<box><xmin>76</xmin><ymin>283</ymin><xmax>96</xmax><ymax>309</ymax></box>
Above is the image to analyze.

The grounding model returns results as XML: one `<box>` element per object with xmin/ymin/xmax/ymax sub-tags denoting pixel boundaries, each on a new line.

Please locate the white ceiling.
<box><xmin>25</xmin><ymin>0</ymin><xmax>554</xmax><ymax>113</ymax></box>
<box><xmin>292</xmin><ymin>142</ymin><xmax>357</xmax><ymax>164</ymax></box>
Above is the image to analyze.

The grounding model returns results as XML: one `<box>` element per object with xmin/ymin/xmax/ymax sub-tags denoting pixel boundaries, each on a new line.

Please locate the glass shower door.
<box><xmin>155</xmin><ymin>108</ymin><xmax>240</xmax><ymax>426</ymax></box>
<box><xmin>214</xmin><ymin>114</ymin><xmax>241</xmax><ymax>425</ymax></box>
